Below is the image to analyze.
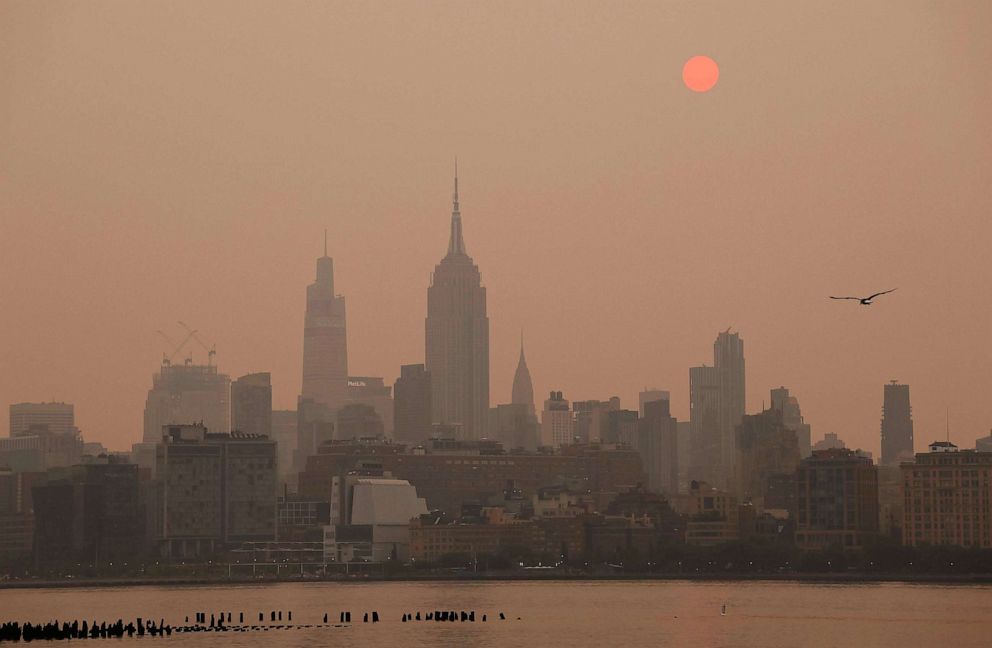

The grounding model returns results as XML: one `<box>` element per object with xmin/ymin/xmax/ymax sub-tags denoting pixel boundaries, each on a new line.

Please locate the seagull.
<box><xmin>829</xmin><ymin>288</ymin><xmax>897</xmax><ymax>305</ymax></box>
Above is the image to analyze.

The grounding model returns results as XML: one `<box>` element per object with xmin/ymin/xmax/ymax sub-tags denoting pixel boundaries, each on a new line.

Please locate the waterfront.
<box><xmin>1</xmin><ymin>580</ymin><xmax>990</xmax><ymax>647</ymax></box>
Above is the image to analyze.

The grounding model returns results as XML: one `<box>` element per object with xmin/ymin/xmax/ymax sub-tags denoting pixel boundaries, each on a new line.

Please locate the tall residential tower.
<box><xmin>880</xmin><ymin>381</ymin><xmax>914</xmax><ymax>465</ymax></box>
<box><xmin>425</xmin><ymin>167</ymin><xmax>489</xmax><ymax>439</ymax></box>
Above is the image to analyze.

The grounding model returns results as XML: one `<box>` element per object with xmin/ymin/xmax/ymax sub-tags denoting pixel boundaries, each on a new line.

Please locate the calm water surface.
<box><xmin>2</xmin><ymin>580</ymin><xmax>991</xmax><ymax>647</ymax></box>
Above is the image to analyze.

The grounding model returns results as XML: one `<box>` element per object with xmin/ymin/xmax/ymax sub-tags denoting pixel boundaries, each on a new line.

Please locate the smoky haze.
<box><xmin>1</xmin><ymin>1</ymin><xmax>990</xmax><ymax>453</ymax></box>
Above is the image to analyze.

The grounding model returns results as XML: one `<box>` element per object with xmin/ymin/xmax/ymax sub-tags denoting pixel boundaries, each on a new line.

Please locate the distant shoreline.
<box><xmin>3</xmin><ymin>572</ymin><xmax>992</xmax><ymax>590</ymax></box>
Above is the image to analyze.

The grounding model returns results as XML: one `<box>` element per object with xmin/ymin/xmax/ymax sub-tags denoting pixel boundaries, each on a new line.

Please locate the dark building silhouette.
<box><xmin>573</xmin><ymin>397</ymin><xmax>620</xmax><ymax>445</ymax></box>
<box><xmin>637</xmin><ymin>399</ymin><xmax>679</xmax><ymax>495</ymax></box>
<box><xmin>336</xmin><ymin>403</ymin><xmax>384</xmax><ymax>439</ymax></box>
<box><xmin>425</xmin><ymin>168</ymin><xmax>489</xmax><ymax>439</ymax></box>
<box><xmin>605</xmin><ymin>409</ymin><xmax>639</xmax><ymax>445</ymax></box>
<box><xmin>689</xmin><ymin>365</ymin><xmax>720</xmax><ymax>485</ymax></box>
<box><xmin>231</xmin><ymin>372</ymin><xmax>272</xmax><ymax>437</ymax></box>
<box><xmin>795</xmin><ymin>448</ymin><xmax>878</xmax><ymax>551</ymax></box>
<box><xmin>346</xmin><ymin>376</ymin><xmax>393</xmax><ymax>435</ymax></box>
<box><xmin>880</xmin><ymin>381</ymin><xmax>914</xmax><ymax>465</ymax></box>
<box><xmin>393</xmin><ymin>364</ymin><xmax>432</xmax><ymax>443</ymax></box>
<box><xmin>770</xmin><ymin>386</ymin><xmax>812</xmax><ymax>458</ymax></box>
<box><xmin>734</xmin><ymin>409</ymin><xmax>800</xmax><ymax>508</ymax></box>
<box><xmin>294</xmin><ymin>398</ymin><xmax>334</xmax><ymax>472</ymax></box>
<box><xmin>32</xmin><ymin>461</ymin><xmax>146</xmax><ymax>566</ymax></box>
<box><xmin>0</xmin><ymin>470</ymin><xmax>41</xmax><ymax>558</ymax></box>
<box><xmin>489</xmin><ymin>403</ymin><xmax>539</xmax><ymax>451</ymax></box>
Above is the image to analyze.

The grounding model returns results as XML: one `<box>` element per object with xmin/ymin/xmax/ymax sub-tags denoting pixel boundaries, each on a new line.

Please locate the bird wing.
<box><xmin>865</xmin><ymin>288</ymin><xmax>897</xmax><ymax>300</ymax></box>
<box><xmin>829</xmin><ymin>296</ymin><xmax>860</xmax><ymax>300</ymax></box>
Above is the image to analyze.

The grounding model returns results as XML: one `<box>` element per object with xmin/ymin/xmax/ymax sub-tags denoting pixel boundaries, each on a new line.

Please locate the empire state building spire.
<box><xmin>447</xmin><ymin>159</ymin><xmax>467</xmax><ymax>257</ymax></box>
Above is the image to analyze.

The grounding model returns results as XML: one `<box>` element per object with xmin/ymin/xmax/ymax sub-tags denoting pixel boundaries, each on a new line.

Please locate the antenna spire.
<box><xmin>453</xmin><ymin>157</ymin><xmax>459</xmax><ymax>211</ymax></box>
<box><xmin>323</xmin><ymin>229</ymin><xmax>328</xmax><ymax>257</ymax></box>
<box><xmin>446</xmin><ymin>158</ymin><xmax>467</xmax><ymax>256</ymax></box>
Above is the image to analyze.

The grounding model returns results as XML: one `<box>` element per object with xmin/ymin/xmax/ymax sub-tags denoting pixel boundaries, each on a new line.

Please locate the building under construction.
<box><xmin>142</xmin><ymin>324</ymin><xmax>230</xmax><ymax>443</ymax></box>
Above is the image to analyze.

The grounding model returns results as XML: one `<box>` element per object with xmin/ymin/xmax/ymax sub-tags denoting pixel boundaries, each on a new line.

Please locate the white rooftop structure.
<box><xmin>349</xmin><ymin>478</ymin><xmax>428</xmax><ymax>526</ymax></box>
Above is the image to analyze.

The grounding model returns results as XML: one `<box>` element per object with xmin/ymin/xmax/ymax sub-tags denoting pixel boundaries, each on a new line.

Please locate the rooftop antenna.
<box><xmin>946</xmin><ymin>407</ymin><xmax>950</xmax><ymax>443</ymax></box>
<box><xmin>324</xmin><ymin>228</ymin><xmax>328</xmax><ymax>257</ymax></box>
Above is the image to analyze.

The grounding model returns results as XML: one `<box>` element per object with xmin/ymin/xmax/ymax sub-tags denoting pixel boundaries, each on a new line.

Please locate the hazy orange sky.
<box><xmin>2</xmin><ymin>1</ymin><xmax>990</xmax><ymax>453</ymax></box>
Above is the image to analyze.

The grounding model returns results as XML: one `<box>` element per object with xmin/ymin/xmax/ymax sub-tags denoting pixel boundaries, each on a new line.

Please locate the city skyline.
<box><xmin>2</xmin><ymin>2</ymin><xmax>991</xmax><ymax>455</ymax></box>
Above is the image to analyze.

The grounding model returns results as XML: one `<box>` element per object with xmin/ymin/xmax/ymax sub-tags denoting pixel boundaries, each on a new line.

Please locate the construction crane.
<box><xmin>178</xmin><ymin>321</ymin><xmax>216</xmax><ymax>366</ymax></box>
<box><xmin>156</xmin><ymin>328</ymin><xmax>197</xmax><ymax>367</ymax></box>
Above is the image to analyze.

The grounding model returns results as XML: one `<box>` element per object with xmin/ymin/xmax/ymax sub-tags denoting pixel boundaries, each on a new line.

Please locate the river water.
<box><xmin>1</xmin><ymin>580</ymin><xmax>990</xmax><ymax>647</ymax></box>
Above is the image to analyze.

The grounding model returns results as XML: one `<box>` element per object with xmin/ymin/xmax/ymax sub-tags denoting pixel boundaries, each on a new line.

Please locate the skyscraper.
<box><xmin>231</xmin><ymin>372</ymin><xmax>272</xmax><ymax>437</ymax></box>
<box><xmin>689</xmin><ymin>331</ymin><xmax>746</xmax><ymax>488</ymax></box>
<box><xmin>425</xmin><ymin>167</ymin><xmax>489</xmax><ymax>439</ymax></box>
<box><xmin>714</xmin><ymin>330</ymin><xmax>746</xmax><ymax>470</ymax></box>
<box><xmin>142</xmin><ymin>359</ymin><xmax>231</xmax><ymax>443</ymax></box>
<box><xmin>734</xmin><ymin>409</ymin><xmax>800</xmax><ymax>507</ymax></box>
<box><xmin>880</xmin><ymin>381</ymin><xmax>914</xmax><ymax>465</ymax></box>
<box><xmin>301</xmin><ymin>233</ymin><xmax>349</xmax><ymax>414</ymax></box>
<box><xmin>689</xmin><ymin>365</ymin><xmax>721</xmax><ymax>485</ymax></box>
<box><xmin>511</xmin><ymin>335</ymin><xmax>535</xmax><ymax>416</ymax></box>
<box><xmin>637</xmin><ymin>399</ymin><xmax>679</xmax><ymax>495</ymax></box>
<box><xmin>393</xmin><ymin>364</ymin><xmax>432</xmax><ymax>443</ymax></box>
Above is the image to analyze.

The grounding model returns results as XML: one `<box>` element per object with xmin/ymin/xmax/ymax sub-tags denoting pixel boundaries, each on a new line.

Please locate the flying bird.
<box><xmin>829</xmin><ymin>288</ymin><xmax>897</xmax><ymax>305</ymax></box>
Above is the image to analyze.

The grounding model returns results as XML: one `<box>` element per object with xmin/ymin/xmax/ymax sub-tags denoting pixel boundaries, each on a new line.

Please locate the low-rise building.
<box><xmin>681</xmin><ymin>480</ymin><xmax>740</xmax><ymax>546</ymax></box>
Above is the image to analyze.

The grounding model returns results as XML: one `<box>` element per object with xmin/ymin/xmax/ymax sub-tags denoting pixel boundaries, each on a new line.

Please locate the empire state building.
<box><xmin>425</xmin><ymin>167</ymin><xmax>489</xmax><ymax>439</ymax></box>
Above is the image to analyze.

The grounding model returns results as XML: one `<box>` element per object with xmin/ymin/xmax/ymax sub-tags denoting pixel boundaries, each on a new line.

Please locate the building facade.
<box><xmin>901</xmin><ymin>442</ymin><xmax>992</xmax><ymax>548</ymax></box>
<box><xmin>393</xmin><ymin>364</ymin><xmax>432</xmax><ymax>444</ymax></box>
<box><xmin>541</xmin><ymin>391</ymin><xmax>573</xmax><ymax>448</ymax></box>
<box><xmin>795</xmin><ymin>449</ymin><xmax>879</xmax><ymax>551</ymax></box>
<box><xmin>232</xmin><ymin>372</ymin><xmax>272</xmax><ymax>437</ymax></box>
<box><xmin>155</xmin><ymin>424</ymin><xmax>276</xmax><ymax>557</ymax></box>
<box><xmin>299</xmin><ymin>439</ymin><xmax>644</xmax><ymax>518</ymax></box>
